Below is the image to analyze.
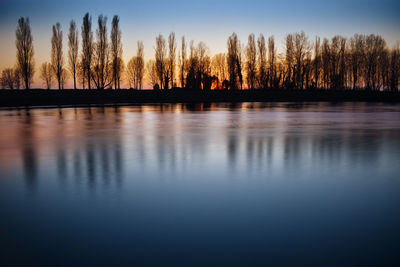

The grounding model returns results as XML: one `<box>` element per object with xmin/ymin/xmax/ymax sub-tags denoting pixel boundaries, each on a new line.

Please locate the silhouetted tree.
<box><xmin>111</xmin><ymin>15</ymin><xmax>122</xmax><ymax>89</ymax></box>
<box><xmin>127</xmin><ymin>57</ymin><xmax>136</xmax><ymax>88</ymax></box>
<box><xmin>127</xmin><ymin>42</ymin><xmax>144</xmax><ymax>89</ymax></box>
<box><xmin>13</xmin><ymin>68</ymin><xmax>21</xmax><ymax>89</ymax></box>
<box><xmin>258</xmin><ymin>34</ymin><xmax>267</xmax><ymax>88</ymax></box>
<box><xmin>92</xmin><ymin>15</ymin><xmax>112</xmax><ymax>89</ymax></box>
<box><xmin>146</xmin><ymin>60</ymin><xmax>158</xmax><ymax>88</ymax></box>
<box><xmin>179</xmin><ymin>36</ymin><xmax>187</xmax><ymax>88</ymax></box>
<box><xmin>313</xmin><ymin>36</ymin><xmax>321</xmax><ymax>88</ymax></box>
<box><xmin>168</xmin><ymin>32</ymin><xmax>176</xmax><ymax>88</ymax></box>
<box><xmin>186</xmin><ymin>40</ymin><xmax>199</xmax><ymax>89</ymax></box>
<box><xmin>377</xmin><ymin>46</ymin><xmax>389</xmax><ymax>90</ymax></box>
<box><xmin>7</xmin><ymin>20</ymin><xmax>400</xmax><ymax>92</ymax></box>
<box><xmin>15</xmin><ymin>17</ymin><xmax>34</xmax><ymax>89</ymax></box>
<box><xmin>365</xmin><ymin>34</ymin><xmax>386</xmax><ymax>90</ymax></box>
<box><xmin>321</xmin><ymin>38</ymin><xmax>330</xmax><ymax>89</ymax></box>
<box><xmin>349</xmin><ymin>34</ymin><xmax>364</xmax><ymax>89</ymax></box>
<box><xmin>77</xmin><ymin>60</ymin><xmax>85</xmax><ymax>89</ymax></box>
<box><xmin>227</xmin><ymin>33</ymin><xmax>241</xmax><ymax>90</ymax></box>
<box><xmin>68</xmin><ymin>20</ymin><xmax>79</xmax><ymax>89</ymax></box>
<box><xmin>51</xmin><ymin>22</ymin><xmax>64</xmax><ymax>89</ymax></box>
<box><xmin>293</xmin><ymin>31</ymin><xmax>311</xmax><ymax>89</ymax></box>
<box><xmin>328</xmin><ymin>35</ymin><xmax>346</xmax><ymax>89</ymax></box>
<box><xmin>198</xmin><ymin>42</ymin><xmax>209</xmax><ymax>89</ymax></box>
<box><xmin>202</xmin><ymin>51</ymin><xmax>212</xmax><ymax>90</ymax></box>
<box><xmin>283</xmin><ymin>34</ymin><xmax>293</xmax><ymax>88</ymax></box>
<box><xmin>303</xmin><ymin>49</ymin><xmax>312</xmax><ymax>89</ymax></box>
<box><xmin>155</xmin><ymin>34</ymin><xmax>166</xmax><ymax>89</ymax></box>
<box><xmin>1</xmin><ymin>68</ymin><xmax>16</xmax><ymax>89</ymax></box>
<box><xmin>40</xmin><ymin>62</ymin><xmax>52</xmax><ymax>89</ymax></box>
<box><xmin>268</xmin><ymin>36</ymin><xmax>276</xmax><ymax>87</ymax></box>
<box><xmin>81</xmin><ymin>13</ymin><xmax>93</xmax><ymax>89</ymax></box>
<box><xmin>136</xmin><ymin>41</ymin><xmax>144</xmax><ymax>89</ymax></box>
<box><xmin>60</xmin><ymin>68</ymin><xmax>68</xmax><ymax>89</ymax></box>
<box><xmin>246</xmin><ymin>34</ymin><xmax>257</xmax><ymax>89</ymax></box>
<box><xmin>211</xmin><ymin>53</ymin><xmax>226</xmax><ymax>89</ymax></box>
<box><xmin>237</xmin><ymin>42</ymin><xmax>243</xmax><ymax>89</ymax></box>
<box><xmin>389</xmin><ymin>46</ymin><xmax>400</xmax><ymax>91</ymax></box>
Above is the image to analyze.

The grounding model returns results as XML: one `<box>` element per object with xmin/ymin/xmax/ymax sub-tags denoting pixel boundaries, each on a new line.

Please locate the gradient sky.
<box><xmin>0</xmin><ymin>0</ymin><xmax>399</xmax><ymax>87</ymax></box>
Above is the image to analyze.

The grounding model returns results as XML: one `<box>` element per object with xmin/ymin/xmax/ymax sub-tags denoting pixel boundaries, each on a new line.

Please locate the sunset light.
<box><xmin>0</xmin><ymin>1</ymin><xmax>400</xmax><ymax>266</ymax></box>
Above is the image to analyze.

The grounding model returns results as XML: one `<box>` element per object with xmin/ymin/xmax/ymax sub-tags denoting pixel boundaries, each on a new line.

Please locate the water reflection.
<box><xmin>4</xmin><ymin>106</ymin><xmax>126</xmax><ymax>192</ymax></box>
<box><xmin>1</xmin><ymin>103</ymin><xmax>400</xmax><ymax>265</ymax></box>
<box><xmin>0</xmin><ymin>102</ymin><xmax>397</xmax><ymax>190</ymax></box>
<box><xmin>21</xmin><ymin>109</ymin><xmax>38</xmax><ymax>190</ymax></box>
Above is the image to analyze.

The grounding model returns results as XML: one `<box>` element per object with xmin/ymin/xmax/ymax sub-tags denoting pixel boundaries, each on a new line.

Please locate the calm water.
<box><xmin>0</xmin><ymin>102</ymin><xmax>400</xmax><ymax>266</ymax></box>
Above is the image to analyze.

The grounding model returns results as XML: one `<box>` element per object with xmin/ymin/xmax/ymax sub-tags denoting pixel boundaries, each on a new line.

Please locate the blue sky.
<box><xmin>0</xmin><ymin>0</ymin><xmax>399</xmax><ymax>80</ymax></box>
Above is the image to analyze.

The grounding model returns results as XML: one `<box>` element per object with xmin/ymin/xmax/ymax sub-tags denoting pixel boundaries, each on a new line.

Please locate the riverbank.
<box><xmin>0</xmin><ymin>89</ymin><xmax>399</xmax><ymax>107</ymax></box>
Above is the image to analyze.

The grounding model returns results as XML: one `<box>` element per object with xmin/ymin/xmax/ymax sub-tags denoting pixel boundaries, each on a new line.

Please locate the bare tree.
<box><xmin>1</xmin><ymin>68</ymin><xmax>15</xmax><ymax>89</ymax></box>
<box><xmin>211</xmin><ymin>53</ymin><xmax>226</xmax><ymax>89</ymax></box>
<box><xmin>197</xmin><ymin>42</ymin><xmax>209</xmax><ymax>89</ymax></box>
<box><xmin>258</xmin><ymin>34</ymin><xmax>267</xmax><ymax>88</ymax></box>
<box><xmin>127</xmin><ymin>57</ymin><xmax>136</xmax><ymax>89</ymax></box>
<box><xmin>186</xmin><ymin>40</ymin><xmax>199</xmax><ymax>89</ymax></box>
<box><xmin>168</xmin><ymin>32</ymin><xmax>176</xmax><ymax>88</ymax></box>
<box><xmin>68</xmin><ymin>20</ymin><xmax>79</xmax><ymax>89</ymax></box>
<box><xmin>146</xmin><ymin>60</ymin><xmax>158</xmax><ymax>88</ymax></box>
<box><xmin>349</xmin><ymin>34</ymin><xmax>364</xmax><ymax>89</ymax></box>
<box><xmin>40</xmin><ymin>62</ymin><xmax>52</xmax><ymax>89</ymax></box>
<box><xmin>313</xmin><ymin>36</ymin><xmax>321</xmax><ymax>88</ymax></box>
<box><xmin>303</xmin><ymin>49</ymin><xmax>313</xmax><ymax>89</ymax></box>
<box><xmin>246</xmin><ymin>34</ymin><xmax>257</xmax><ymax>89</ymax></box>
<box><xmin>60</xmin><ymin>68</ymin><xmax>68</xmax><ymax>89</ymax></box>
<box><xmin>111</xmin><ymin>15</ymin><xmax>122</xmax><ymax>89</ymax></box>
<box><xmin>268</xmin><ymin>36</ymin><xmax>276</xmax><ymax>87</ymax></box>
<box><xmin>338</xmin><ymin>36</ymin><xmax>347</xmax><ymax>89</ymax></box>
<box><xmin>293</xmin><ymin>31</ymin><xmax>311</xmax><ymax>89</ymax></box>
<box><xmin>202</xmin><ymin>54</ymin><xmax>213</xmax><ymax>90</ymax></box>
<box><xmin>365</xmin><ymin>34</ymin><xmax>386</xmax><ymax>90</ymax></box>
<box><xmin>155</xmin><ymin>34</ymin><xmax>166</xmax><ymax>89</ymax></box>
<box><xmin>81</xmin><ymin>13</ymin><xmax>93</xmax><ymax>89</ymax></box>
<box><xmin>136</xmin><ymin>41</ymin><xmax>144</xmax><ymax>89</ymax></box>
<box><xmin>389</xmin><ymin>46</ymin><xmax>400</xmax><ymax>91</ymax></box>
<box><xmin>11</xmin><ymin>20</ymin><xmax>399</xmax><ymax>92</ymax></box>
<box><xmin>179</xmin><ymin>36</ymin><xmax>187</xmax><ymax>88</ymax></box>
<box><xmin>227</xmin><ymin>33</ymin><xmax>241</xmax><ymax>90</ymax></box>
<box><xmin>15</xmin><ymin>17</ymin><xmax>34</xmax><ymax>89</ymax></box>
<box><xmin>13</xmin><ymin>68</ymin><xmax>21</xmax><ymax>89</ymax></box>
<box><xmin>238</xmin><ymin>42</ymin><xmax>244</xmax><ymax>89</ymax></box>
<box><xmin>127</xmin><ymin>42</ymin><xmax>145</xmax><ymax>89</ymax></box>
<box><xmin>163</xmin><ymin>58</ymin><xmax>171</xmax><ymax>89</ymax></box>
<box><xmin>92</xmin><ymin>15</ymin><xmax>112</xmax><ymax>89</ymax></box>
<box><xmin>377</xmin><ymin>48</ymin><xmax>389</xmax><ymax>90</ymax></box>
<box><xmin>77</xmin><ymin>60</ymin><xmax>85</xmax><ymax>89</ymax></box>
<box><xmin>51</xmin><ymin>22</ymin><xmax>64</xmax><ymax>89</ymax></box>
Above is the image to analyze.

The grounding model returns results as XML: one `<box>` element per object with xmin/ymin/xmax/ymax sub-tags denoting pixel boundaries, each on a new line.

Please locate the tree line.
<box><xmin>1</xmin><ymin>14</ymin><xmax>399</xmax><ymax>91</ymax></box>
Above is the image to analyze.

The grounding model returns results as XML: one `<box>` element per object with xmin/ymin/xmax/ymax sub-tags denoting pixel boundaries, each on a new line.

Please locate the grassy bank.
<box><xmin>0</xmin><ymin>88</ymin><xmax>399</xmax><ymax>107</ymax></box>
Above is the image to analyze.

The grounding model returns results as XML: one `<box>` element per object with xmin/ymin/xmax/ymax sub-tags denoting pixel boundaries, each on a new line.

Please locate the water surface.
<box><xmin>0</xmin><ymin>102</ymin><xmax>400</xmax><ymax>266</ymax></box>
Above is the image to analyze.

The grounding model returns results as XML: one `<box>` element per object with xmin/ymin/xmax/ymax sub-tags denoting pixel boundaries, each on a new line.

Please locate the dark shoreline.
<box><xmin>1</xmin><ymin>89</ymin><xmax>400</xmax><ymax>108</ymax></box>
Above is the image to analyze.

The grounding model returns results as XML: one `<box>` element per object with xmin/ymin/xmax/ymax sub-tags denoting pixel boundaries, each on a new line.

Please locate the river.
<box><xmin>0</xmin><ymin>102</ymin><xmax>399</xmax><ymax>265</ymax></box>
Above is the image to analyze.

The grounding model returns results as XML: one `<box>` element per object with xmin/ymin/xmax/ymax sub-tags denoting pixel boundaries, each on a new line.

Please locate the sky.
<box><xmin>0</xmin><ymin>0</ymin><xmax>399</xmax><ymax>88</ymax></box>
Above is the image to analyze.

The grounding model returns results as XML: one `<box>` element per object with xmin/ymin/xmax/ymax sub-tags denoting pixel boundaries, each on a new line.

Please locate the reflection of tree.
<box><xmin>228</xmin><ymin>134</ymin><xmax>237</xmax><ymax>172</ymax></box>
<box><xmin>21</xmin><ymin>109</ymin><xmax>38</xmax><ymax>190</ymax></box>
<box><xmin>114</xmin><ymin>137</ymin><xmax>123</xmax><ymax>186</ymax></box>
<box><xmin>56</xmin><ymin>108</ymin><xmax>67</xmax><ymax>180</ymax></box>
<box><xmin>86</xmin><ymin>142</ymin><xmax>95</xmax><ymax>189</ymax></box>
<box><xmin>57</xmin><ymin>144</ymin><xmax>67</xmax><ymax>179</ymax></box>
<box><xmin>101</xmin><ymin>144</ymin><xmax>110</xmax><ymax>183</ymax></box>
<box><xmin>78</xmin><ymin>106</ymin><xmax>124</xmax><ymax>190</ymax></box>
<box><xmin>73</xmin><ymin>149</ymin><xmax>82</xmax><ymax>178</ymax></box>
